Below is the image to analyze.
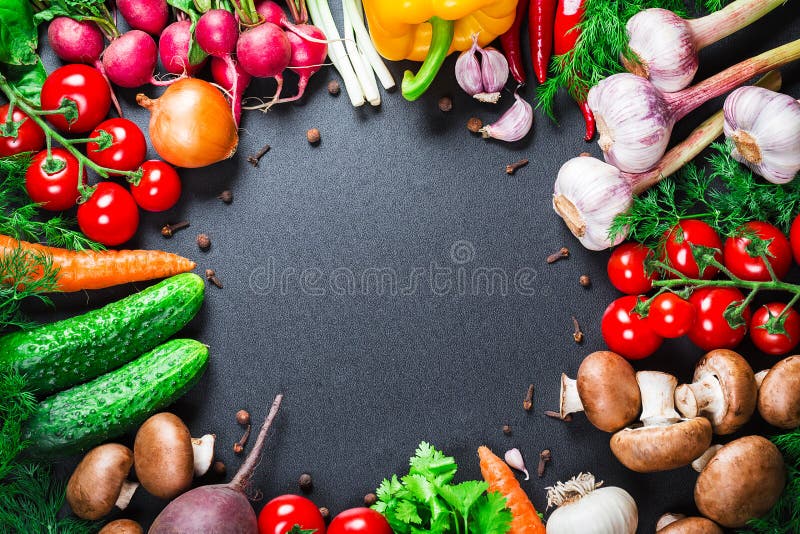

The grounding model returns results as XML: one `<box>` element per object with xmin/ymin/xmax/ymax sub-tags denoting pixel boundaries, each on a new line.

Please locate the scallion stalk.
<box><xmin>343</xmin><ymin>0</ymin><xmax>380</xmax><ymax>105</ymax></box>
<box><xmin>343</xmin><ymin>0</ymin><xmax>395</xmax><ymax>91</ymax></box>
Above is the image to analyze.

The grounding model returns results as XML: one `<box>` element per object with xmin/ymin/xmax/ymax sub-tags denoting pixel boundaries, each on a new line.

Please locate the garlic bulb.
<box><xmin>479</xmin><ymin>91</ymin><xmax>532</xmax><ymax>142</ymax></box>
<box><xmin>545</xmin><ymin>473</ymin><xmax>637</xmax><ymax>534</ymax></box>
<box><xmin>723</xmin><ymin>86</ymin><xmax>800</xmax><ymax>184</ymax></box>
<box><xmin>455</xmin><ymin>34</ymin><xmax>509</xmax><ymax>103</ymax></box>
<box><xmin>552</xmin><ymin>157</ymin><xmax>631</xmax><ymax>251</ymax></box>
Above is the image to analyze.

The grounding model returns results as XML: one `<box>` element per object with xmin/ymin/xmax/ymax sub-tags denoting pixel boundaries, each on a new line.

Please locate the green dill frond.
<box><xmin>0</xmin><ymin>246</ymin><xmax>58</xmax><ymax>331</ymax></box>
<box><xmin>0</xmin><ymin>369</ymin><xmax>36</xmax><ymax>481</ymax></box>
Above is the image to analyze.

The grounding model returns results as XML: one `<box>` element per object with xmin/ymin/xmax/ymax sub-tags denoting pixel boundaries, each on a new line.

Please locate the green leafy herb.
<box><xmin>373</xmin><ymin>442</ymin><xmax>513</xmax><ymax>534</ymax></box>
<box><xmin>611</xmin><ymin>142</ymin><xmax>800</xmax><ymax>248</ymax></box>
<box><xmin>0</xmin><ymin>368</ymin><xmax>36</xmax><ymax>480</ymax></box>
<box><xmin>167</xmin><ymin>0</ymin><xmax>210</xmax><ymax>66</ymax></box>
<box><xmin>287</xmin><ymin>526</ymin><xmax>317</xmax><ymax>534</ymax></box>
<box><xmin>31</xmin><ymin>0</ymin><xmax>118</xmax><ymax>39</ymax></box>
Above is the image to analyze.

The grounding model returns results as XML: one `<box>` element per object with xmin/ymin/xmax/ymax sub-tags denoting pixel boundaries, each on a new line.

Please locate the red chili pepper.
<box><xmin>499</xmin><ymin>0</ymin><xmax>528</xmax><ymax>84</ymax></box>
<box><xmin>554</xmin><ymin>0</ymin><xmax>595</xmax><ymax>141</ymax></box>
<box><xmin>529</xmin><ymin>0</ymin><xmax>557</xmax><ymax>84</ymax></box>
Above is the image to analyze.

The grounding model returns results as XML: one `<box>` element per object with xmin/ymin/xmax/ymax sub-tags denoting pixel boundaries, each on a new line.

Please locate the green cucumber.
<box><xmin>0</xmin><ymin>273</ymin><xmax>204</xmax><ymax>395</ymax></box>
<box><xmin>22</xmin><ymin>338</ymin><xmax>209</xmax><ymax>458</ymax></box>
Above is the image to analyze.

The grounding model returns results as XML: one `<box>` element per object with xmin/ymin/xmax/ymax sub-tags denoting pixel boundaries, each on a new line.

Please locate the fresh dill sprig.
<box><xmin>610</xmin><ymin>143</ymin><xmax>800</xmax><ymax>248</ymax></box>
<box><xmin>0</xmin><ymin>246</ymin><xmax>58</xmax><ymax>332</ymax></box>
<box><xmin>0</xmin><ymin>369</ymin><xmax>36</xmax><ymax>481</ymax></box>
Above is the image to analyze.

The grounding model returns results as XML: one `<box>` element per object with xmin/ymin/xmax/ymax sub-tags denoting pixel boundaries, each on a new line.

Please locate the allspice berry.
<box><xmin>197</xmin><ymin>233</ymin><xmax>211</xmax><ymax>251</ymax></box>
<box><xmin>299</xmin><ymin>473</ymin><xmax>313</xmax><ymax>493</ymax></box>
<box><xmin>217</xmin><ymin>190</ymin><xmax>233</xmax><ymax>204</ymax></box>
<box><xmin>363</xmin><ymin>493</ymin><xmax>377</xmax><ymax>506</ymax></box>
<box><xmin>236</xmin><ymin>410</ymin><xmax>250</xmax><ymax>425</ymax></box>
<box><xmin>438</xmin><ymin>96</ymin><xmax>453</xmax><ymax>112</ymax></box>
<box><xmin>467</xmin><ymin>117</ymin><xmax>483</xmax><ymax>133</ymax></box>
<box><xmin>579</xmin><ymin>274</ymin><xmax>591</xmax><ymax>287</ymax></box>
<box><xmin>307</xmin><ymin>128</ymin><xmax>321</xmax><ymax>144</ymax></box>
<box><xmin>319</xmin><ymin>507</ymin><xmax>330</xmax><ymax>520</ymax></box>
<box><xmin>327</xmin><ymin>80</ymin><xmax>340</xmax><ymax>95</ymax></box>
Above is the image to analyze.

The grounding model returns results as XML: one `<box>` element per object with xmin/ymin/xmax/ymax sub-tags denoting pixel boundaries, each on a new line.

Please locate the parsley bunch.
<box><xmin>373</xmin><ymin>442</ymin><xmax>512</xmax><ymax>534</ymax></box>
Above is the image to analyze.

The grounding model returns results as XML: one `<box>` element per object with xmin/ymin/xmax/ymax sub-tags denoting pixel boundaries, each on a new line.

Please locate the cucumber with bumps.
<box><xmin>0</xmin><ymin>273</ymin><xmax>204</xmax><ymax>395</ymax></box>
<box><xmin>22</xmin><ymin>338</ymin><xmax>209</xmax><ymax>458</ymax></box>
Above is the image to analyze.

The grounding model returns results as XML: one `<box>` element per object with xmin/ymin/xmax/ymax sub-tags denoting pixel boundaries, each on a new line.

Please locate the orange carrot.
<box><xmin>478</xmin><ymin>446</ymin><xmax>546</xmax><ymax>534</ymax></box>
<box><xmin>0</xmin><ymin>234</ymin><xmax>196</xmax><ymax>292</ymax></box>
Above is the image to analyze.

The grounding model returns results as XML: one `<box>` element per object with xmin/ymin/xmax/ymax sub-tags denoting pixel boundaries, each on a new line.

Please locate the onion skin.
<box><xmin>137</xmin><ymin>79</ymin><xmax>238</xmax><ymax>168</ymax></box>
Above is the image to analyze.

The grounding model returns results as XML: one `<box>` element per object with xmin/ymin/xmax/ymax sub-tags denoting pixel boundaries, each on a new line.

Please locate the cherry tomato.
<box><xmin>663</xmin><ymin>220</ymin><xmax>723</xmax><ymax>280</ymax></box>
<box><xmin>601</xmin><ymin>295</ymin><xmax>663</xmax><ymax>360</ymax></box>
<box><xmin>40</xmin><ymin>64</ymin><xmax>111</xmax><ymax>133</ymax></box>
<box><xmin>25</xmin><ymin>148</ymin><xmax>82</xmax><ymax>211</ymax></box>
<box><xmin>789</xmin><ymin>213</ymin><xmax>800</xmax><ymax>265</ymax></box>
<box><xmin>607</xmin><ymin>242</ymin><xmax>656</xmax><ymax>294</ymax></box>
<box><xmin>687</xmin><ymin>287</ymin><xmax>751</xmax><ymax>350</ymax></box>
<box><xmin>749</xmin><ymin>302</ymin><xmax>800</xmax><ymax>356</ymax></box>
<box><xmin>723</xmin><ymin>221</ymin><xmax>792</xmax><ymax>281</ymax></box>
<box><xmin>0</xmin><ymin>104</ymin><xmax>45</xmax><ymax>156</ymax></box>
<box><xmin>328</xmin><ymin>508</ymin><xmax>391</xmax><ymax>534</ymax></box>
<box><xmin>647</xmin><ymin>292</ymin><xmax>696</xmax><ymax>338</ymax></box>
<box><xmin>86</xmin><ymin>118</ymin><xmax>147</xmax><ymax>174</ymax></box>
<box><xmin>258</xmin><ymin>495</ymin><xmax>326</xmax><ymax>534</ymax></box>
<box><xmin>130</xmin><ymin>160</ymin><xmax>182</xmax><ymax>212</ymax></box>
<box><xmin>77</xmin><ymin>182</ymin><xmax>139</xmax><ymax>246</ymax></box>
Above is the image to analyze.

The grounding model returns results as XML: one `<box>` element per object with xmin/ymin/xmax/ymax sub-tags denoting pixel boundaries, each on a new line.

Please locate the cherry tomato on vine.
<box><xmin>687</xmin><ymin>287</ymin><xmax>751</xmax><ymax>351</ymax></box>
<box><xmin>647</xmin><ymin>292</ymin><xmax>696</xmax><ymax>338</ymax></box>
<box><xmin>130</xmin><ymin>160</ymin><xmax>182</xmax><ymax>212</ymax></box>
<box><xmin>25</xmin><ymin>148</ymin><xmax>83</xmax><ymax>211</ymax></box>
<box><xmin>77</xmin><ymin>182</ymin><xmax>139</xmax><ymax>246</ymax></box>
<box><xmin>723</xmin><ymin>221</ymin><xmax>792</xmax><ymax>281</ymax></box>
<box><xmin>40</xmin><ymin>64</ymin><xmax>111</xmax><ymax>133</ymax></box>
<box><xmin>749</xmin><ymin>302</ymin><xmax>800</xmax><ymax>356</ymax></box>
<box><xmin>327</xmin><ymin>508</ymin><xmax>391</xmax><ymax>534</ymax></box>
<box><xmin>607</xmin><ymin>242</ymin><xmax>656</xmax><ymax>294</ymax></box>
<box><xmin>663</xmin><ymin>220</ymin><xmax>723</xmax><ymax>280</ymax></box>
<box><xmin>86</xmin><ymin>118</ymin><xmax>147</xmax><ymax>174</ymax></box>
<box><xmin>258</xmin><ymin>495</ymin><xmax>326</xmax><ymax>534</ymax></box>
<box><xmin>789</xmin><ymin>214</ymin><xmax>800</xmax><ymax>265</ymax></box>
<box><xmin>0</xmin><ymin>104</ymin><xmax>45</xmax><ymax>156</ymax></box>
<box><xmin>601</xmin><ymin>295</ymin><xmax>663</xmax><ymax>360</ymax></box>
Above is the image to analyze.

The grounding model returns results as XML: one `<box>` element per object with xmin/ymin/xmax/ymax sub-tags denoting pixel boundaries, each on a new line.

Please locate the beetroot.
<box><xmin>211</xmin><ymin>56</ymin><xmax>251</xmax><ymax>126</ymax></box>
<box><xmin>160</xmin><ymin>20</ymin><xmax>206</xmax><ymax>75</ymax></box>
<box><xmin>103</xmin><ymin>30</ymin><xmax>159</xmax><ymax>88</ymax></box>
<box><xmin>149</xmin><ymin>395</ymin><xmax>283</xmax><ymax>534</ymax></box>
<box><xmin>117</xmin><ymin>0</ymin><xmax>169</xmax><ymax>35</ymax></box>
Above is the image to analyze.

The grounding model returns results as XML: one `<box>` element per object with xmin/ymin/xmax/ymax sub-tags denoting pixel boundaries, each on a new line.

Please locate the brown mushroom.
<box><xmin>656</xmin><ymin>514</ymin><xmax>722</xmax><ymax>534</ymax></box>
<box><xmin>66</xmin><ymin>443</ymin><xmax>138</xmax><ymax>520</ymax></box>
<box><xmin>98</xmin><ymin>519</ymin><xmax>144</xmax><ymax>534</ymax></box>
<box><xmin>694</xmin><ymin>435</ymin><xmax>786</xmax><ymax>528</ymax></box>
<box><xmin>559</xmin><ymin>351</ymin><xmax>642</xmax><ymax>432</ymax></box>
<box><xmin>674</xmin><ymin>349</ymin><xmax>757</xmax><ymax>435</ymax></box>
<box><xmin>134</xmin><ymin>413</ymin><xmax>196</xmax><ymax>499</ymax></box>
<box><xmin>756</xmin><ymin>355</ymin><xmax>800</xmax><ymax>429</ymax></box>
<box><xmin>610</xmin><ymin>371</ymin><xmax>712</xmax><ymax>473</ymax></box>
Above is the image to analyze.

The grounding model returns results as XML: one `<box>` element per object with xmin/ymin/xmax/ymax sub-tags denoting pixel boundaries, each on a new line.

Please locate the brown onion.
<box><xmin>137</xmin><ymin>79</ymin><xmax>238</xmax><ymax>168</ymax></box>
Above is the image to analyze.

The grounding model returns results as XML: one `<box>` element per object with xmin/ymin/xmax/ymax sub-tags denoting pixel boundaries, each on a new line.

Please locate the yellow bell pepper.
<box><xmin>363</xmin><ymin>0</ymin><xmax>518</xmax><ymax>101</ymax></box>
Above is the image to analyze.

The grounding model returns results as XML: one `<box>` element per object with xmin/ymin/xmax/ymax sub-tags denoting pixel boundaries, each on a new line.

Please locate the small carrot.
<box><xmin>478</xmin><ymin>445</ymin><xmax>546</xmax><ymax>534</ymax></box>
<box><xmin>0</xmin><ymin>234</ymin><xmax>196</xmax><ymax>292</ymax></box>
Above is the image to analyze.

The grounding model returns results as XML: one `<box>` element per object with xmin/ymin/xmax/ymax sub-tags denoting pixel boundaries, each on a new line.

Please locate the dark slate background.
<box><xmin>27</xmin><ymin>3</ymin><xmax>800</xmax><ymax>532</ymax></box>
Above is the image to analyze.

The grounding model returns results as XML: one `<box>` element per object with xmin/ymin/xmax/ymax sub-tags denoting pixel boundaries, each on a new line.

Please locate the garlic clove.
<box><xmin>552</xmin><ymin>156</ymin><xmax>632</xmax><ymax>251</ymax></box>
<box><xmin>504</xmin><ymin>448</ymin><xmax>529</xmax><ymax>480</ymax></box>
<box><xmin>477</xmin><ymin>46</ymin><xmax>509</xmax><ymax>101</ymax></box>
<box><xmin>479</xmin><ymin>91</ymin><xmax>533</xmax><ymax>142</ymax></box>
<box><xmin>723</xmin><ymin>86</ymin><xmax>800</xmax><ymax>184</ymax></box>
<box><xmin>455</xmin><ymin>37</ymin><xmax>484</xmax><ymax>98</ymax></box>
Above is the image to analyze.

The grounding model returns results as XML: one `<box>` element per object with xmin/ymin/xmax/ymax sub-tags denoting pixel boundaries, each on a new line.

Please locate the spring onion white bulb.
<box><xmin>545</xmin><ymin>473</ymin><xmax>637</xmax><ymax>534</ymax></box>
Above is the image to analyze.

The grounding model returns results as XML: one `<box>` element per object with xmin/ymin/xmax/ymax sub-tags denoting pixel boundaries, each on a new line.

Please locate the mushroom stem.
<box><xmin>638</xmin><ymin>371</ymin><xmax>681</xmax><ymax>426</ymax></box>
<box><xmin>192</xmin><ymin>434</ymin><xmax>216</xmax><ymax>477</ymax></box>
<box><xmin>559</xmin><ymin>374</ymin><xmax>584</xmax><ymax>418</ymax></box>
<box><xmin>115</xmin><ymin>480</ymin><xmax>139</xmax><ymax>510</ymax></box>
<box><xmin>754</xmin><ymin>369</ymin><xmax>769</xmax><ymax>388</ymax></box>
<box><xmin>675</xmin><ymin>375</ymin><xmax>724</xmax><ymax>419</ymax></box>
<box><xmin>656</xmin><ymin>513</ymin><xmax>686</xmax><ymax>531</ymax></box>
<box><xmin>691</xmin><ymin>444</ymin><xmax>722</xmax><ymax>473</ymax></box>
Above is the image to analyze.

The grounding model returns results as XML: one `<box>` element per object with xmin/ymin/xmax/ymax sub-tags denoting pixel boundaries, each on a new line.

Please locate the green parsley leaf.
<box><xmin>470</xmin><ymin>491</ymin><xmax>513</xmax><ymax>534</ymax></box>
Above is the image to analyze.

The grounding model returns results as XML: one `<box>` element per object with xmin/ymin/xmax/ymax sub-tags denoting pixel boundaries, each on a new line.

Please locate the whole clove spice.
<box><xmin>327</xmin><ymin>80</ymin><xmax>340</xmax><ymax>95</ymax></box>
<box><xmin>364</xmin><ymin>493</ymin><xmax>377</xmax><ymax>507</ymax></box>
<box><xmin>537</xmin><ymin>449</ymin><xmax>552</xmax><ymax>478</ymax></box>
<box><xmin>218</xmin><ymin>190</ymin><xmax>233</xmax><ymax>204</ymax></box>
<box><xmin>571</xmin><ymin>316</ymin><xmax>584</xmax><ymax>343</ymax></box>
<box><xmin>579</xmin><ymin>274</ymin><xmax>591</xmax><ymax>287</ymax></box>
<box><xmin>438</xmin><ymin>96</ymin><xmax>453</xmax><ymax>112</ymax></box>
<box><xmin>247</xmin><ymin>144</ymin><xmax>271</xmax><ymax>166</ymax></box>
<box><xmin>467</xmin><ymin>117</ymin><xmax>483</xmax><ymax>133</ymax></box>
<box><xmin>546</xmin><ymin>247</ymin><xmax>570</xmax><ymax>264</ymax></box>
<box><xmin>161</xmin><ymin>221</ymin><xmax>190</xmax><ymax>238</ymax></box>
<box><xmin>502</xmin><ymin>424</ymin><xmax>512</xmax><ymax>436</ymax></box>
<box><xmin>233</xmin><ymin>422</ymin><xmax>251</xmax><ymax>455</ymax></box>
<box><xmin>544</xmin><ymin>410</ymin><xmax>572</xmax><ymax>422</ymax></box>
<box><xmin>205</xmin><ymin>269</ymin><xmax>223</xmax><ymax>289</ymax></box>
<box><xmin>505</xmin><ymin>159</ymin><xmax>529</xmax><ymax>175</ymax></box>
<box><xmin>523</xmin><ymin>384</ymin><xmax>534</xmax><ymax>411</ymax></box>
<box><xmin>197</xmin><ymin>233</ymin><xmax>211</xmax><ymax>251</ymax></box>
<box><xmin>299</xmin><ymin>473</ymin><xmax>313</xmax><ymax>493</ymax></box>
<box><xmin>307</xmin><ymin>128</ymin><xmax>321</xmax><ymax>144</ymax></box>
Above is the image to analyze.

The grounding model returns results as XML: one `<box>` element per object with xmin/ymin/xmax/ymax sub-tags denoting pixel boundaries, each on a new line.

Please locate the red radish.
<box><xmin>117</xmin><ymin>0</ymin><xmax>169</xmax><ymax>35</ymax></box>
<box><xmin>237</xmin><ymin>23</ymin><xmax>291</xmax><ymax>102</ymax></box>
<box><xmin>160</xmin><ymin>20</ymin><xmax>207</xmax><ymax>75</ymax></box>
<box><xmin>277</xmin><ymin>25</ymin><xmax>327</xmax><ymax>104</ymax></box>
<box><xmin>149</xmin><ymin>394</ymin><xmax>283</xmax><ymax>534</ymax></box>
<box><xmin>256</xmin><ymin>1</ymin><xmax>330</xmax><ymax>45</ymax></box>
<box><xmin>211</xmin><ymin>56</ymin><xmax>251</xmax><ymax>126</ymax></box>
<box><xmin>103</xmin><ymin>30</ymin><xmax>161</xmax><ymax>88</ymax></box>
<box><xmin>47</xmin><ymin>17</ymin><xmax>122</xmax><ymax>117</ymax></box>
<box><xmin>196</xmin><ymin>10</ymin><xmax>242</xmax><ymax>123</ymax></box>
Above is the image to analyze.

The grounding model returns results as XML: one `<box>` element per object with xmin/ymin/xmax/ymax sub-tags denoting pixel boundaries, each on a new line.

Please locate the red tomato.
<box><xmin>687</xmin><ymin>287</ymin><xmax>751</xmax><ymax>350</ymax></box>
<box><xmin>749</xmin><ymin>302</ymin><xmax>800</xmax><ymax>356</ymax></box>
<box><xmin>790</xmin><ymin>214</ymin><xmax>800</xmax><ymax>265</ymax></box>
<box><xmin>601</xmin><ymin>295</ymin><xmax>663</xmax><ymax>360</ymax></box>
<box><xmin>130</xmin><ymin>160</ymin><xmax>182</xmax><ymax>212</ymax></box>
<box><xmin>25</xmin><ymin>148</ymin><xmax>82</xmax><ymax>211</ymax></box>
<box><xmin>77</xmin><ymin>182</ymin><xmax>139</xmax><ymax>246</ymax></box>
<box><xmin>328</xmin><ymin>508</ymin><xmax>391</xmax><ymax>534</ymax></box>
<box><xmin>648</xmin><ymin>292</ymin><xmax>696</xmax><ymax>338</ymax></box>
<box><xmin>607</xmin><ymin>242</ymin><xmax>656</xmax><ymax>294</ymax></box>
<box><xmin>0</xmin><ymin>104</ymin><xmax>45</xmax><ymax>156</ymax></box>
<box><xmin>86</xmin><ymin>118</ymin><xmax>147</xmax><ymax>174</ymax></box>
<box><xmin>258</xmin><ymin>495</ymin><xmax>326</xmax><ymax>534</ymax></box>
<box><xmin>723</xmin><ymin>221</ymin><xmax>792</xmax><ymax>281</ymax></box>
<box><xmin>40</xmin><ymin>64</ymin><xmax>111</xmax><ymax>133</ymax></box>
<box><xmin>663</xmin><ymin>220</ymin><xmax>723</xmax><ymax>279</ymax></box>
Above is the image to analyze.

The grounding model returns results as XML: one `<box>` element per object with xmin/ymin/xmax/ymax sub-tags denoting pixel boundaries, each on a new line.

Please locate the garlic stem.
<box><xmin>689</xmin><ymin>0</ymin><xmax>786</xmax><ymax>51</ymax></box>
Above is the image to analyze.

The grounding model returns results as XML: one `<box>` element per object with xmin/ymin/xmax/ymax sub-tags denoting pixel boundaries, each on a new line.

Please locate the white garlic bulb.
<box><xmin>545</xmin><ymin>473</ymin><xmax>638</xmax><ymax>534</ymax></box>
<box><xmin>552</xmin><ymin>157</ymin><xmax>632</xmax><ymax>251</ymax></box>
<box><xmin>723</xmin><ymin>86</ymin><xmax>800</xmax><ymax>184</ymax></box>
